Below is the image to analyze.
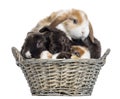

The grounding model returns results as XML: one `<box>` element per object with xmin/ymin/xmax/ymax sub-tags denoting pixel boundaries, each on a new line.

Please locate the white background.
<box><xmin>0</xmin><ymin>0</ymin><xmax>120</xmax><ymax>98</ymax></box>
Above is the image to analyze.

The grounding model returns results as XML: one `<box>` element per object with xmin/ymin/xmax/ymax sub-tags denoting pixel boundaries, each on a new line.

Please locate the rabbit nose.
<box><xmin>82</xmin><ymin>31</ymin><xmax>84</xmax><ymax>34</ymax></box>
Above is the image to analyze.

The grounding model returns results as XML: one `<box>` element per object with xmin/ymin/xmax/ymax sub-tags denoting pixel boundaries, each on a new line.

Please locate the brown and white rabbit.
<box><xmin>31</xmin><ymin>9</ymin><xmax>94</xmax><ymax>43</ymax></box>
<box><xmin>52</xmin><ymin>45</ymin><xmax>90</xmax><ymax>59</ymax></box>
<box><xmin>70</xmin><ymin>45</ymin><xmax>90</xmax><ymax>59</ymax></box>
<box><xmin>29</xmin><ymin>9</ymin><xmax>101</xmax><ymax>58</ymax></box>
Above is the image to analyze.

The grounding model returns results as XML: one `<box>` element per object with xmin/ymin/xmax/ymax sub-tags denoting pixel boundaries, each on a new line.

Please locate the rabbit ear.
<box><xmin>89</xmin><ymin>22</ymin><xmax>95</xmax><ymax>43</ymax></box>
<box><xmin>49</xmin><ymin>12</ymin><xmax>70</xmax><ymax>28</ymax></box>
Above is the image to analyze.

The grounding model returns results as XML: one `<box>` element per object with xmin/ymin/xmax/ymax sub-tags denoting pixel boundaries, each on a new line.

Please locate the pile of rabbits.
<box><xmin>21</xmin><ymin>9</ymin><xmax>101</xmax><ymax>59</ymax></box>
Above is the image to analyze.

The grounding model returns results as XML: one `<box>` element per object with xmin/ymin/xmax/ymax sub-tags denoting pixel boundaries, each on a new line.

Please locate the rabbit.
<box><xmin>21</xmin><ymin>26</ymin><xmax>72</xmax><ymax>59</ymax></box>
<box><xmin>52</xmin><ymin>45</ymin><xmax>90</xmax><ymax>59</ymax></box>
<box><xmin>30</xmin><ymin>9</ymin><xmax>94</xmax><ymax>43</ymax></box>
<box><xmin>21</xmin><ymin>33</ymin><xmax>48</xmax><ymax>59</ymax></box>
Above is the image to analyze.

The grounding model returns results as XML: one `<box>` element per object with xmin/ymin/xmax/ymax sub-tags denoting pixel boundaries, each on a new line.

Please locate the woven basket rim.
<box><xmin>11</xmin><ymin>47</ymin><xmax>110</xmax><ymax>64</ymax></box>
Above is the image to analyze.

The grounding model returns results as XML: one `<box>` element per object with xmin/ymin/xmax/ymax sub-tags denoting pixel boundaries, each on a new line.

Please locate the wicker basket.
<box><xmin>11</xmin><ymin>47</ymin><xmax>110</xmax><ymax>96</ymax></box>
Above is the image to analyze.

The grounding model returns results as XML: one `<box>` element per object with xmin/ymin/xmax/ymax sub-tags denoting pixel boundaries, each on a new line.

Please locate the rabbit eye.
<box><xmin>74</xmin><ymin>52</ymin><xmax>80</xmax><ymax>57</ymax></box>
<box><xmin>69</xmin><ymin>18</ymin><xmax>78</xmax><ymax>24</ymax></box>
<box><xmin>36</xmin><ymin>40</ymin><xmax>42</xmax><ymax>48</ymax></box>
<box><xmin>73</xmin><ymin>19</ymin><xmax>78</xmax><ymax>24</ymax></box>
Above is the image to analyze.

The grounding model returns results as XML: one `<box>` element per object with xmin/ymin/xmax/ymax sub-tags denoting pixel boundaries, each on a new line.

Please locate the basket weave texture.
<box><xmin>11</xmin><ymin>47</ymin><xmax>110</xmax><ymax>96</ymax></box>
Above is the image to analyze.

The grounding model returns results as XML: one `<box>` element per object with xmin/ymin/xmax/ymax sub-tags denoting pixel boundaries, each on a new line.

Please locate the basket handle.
<box><xmin>11</xmin><ymin>47</ymin><xmax>24</xmax><ymax>63</ymax></box>
<box><xmin>101</xmin><ymin>48</ymin><xmax>110</xmax><ymax>60</ymax></box>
